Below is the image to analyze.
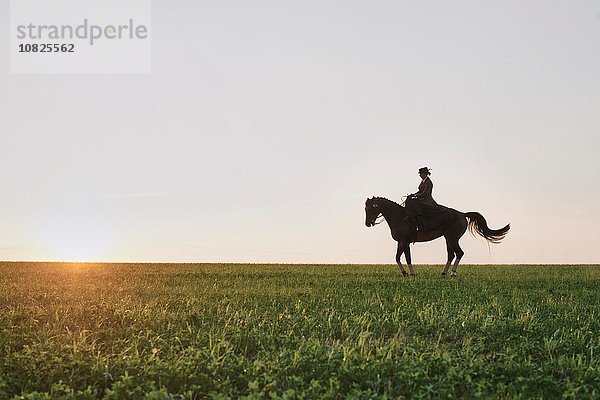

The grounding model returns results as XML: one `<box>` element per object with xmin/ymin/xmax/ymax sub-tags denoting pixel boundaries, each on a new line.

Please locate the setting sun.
<box><xmin>37</xmin><ymin>216</ymin><xmax>116</xmax><ymax>262</ymax></box>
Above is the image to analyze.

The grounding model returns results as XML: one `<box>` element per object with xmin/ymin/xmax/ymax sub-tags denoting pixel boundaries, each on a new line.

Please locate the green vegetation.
<box><xmin>1</xmin><ymin>263</ymin><xmax>599</xmax><ymax>399</ymax></box>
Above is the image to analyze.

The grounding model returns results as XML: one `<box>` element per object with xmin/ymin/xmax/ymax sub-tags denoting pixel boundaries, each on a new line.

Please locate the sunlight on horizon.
<box><xmin>36</xmin><ymin>217</ymin><xmax>117</xmax><ymax>262</ymax></box>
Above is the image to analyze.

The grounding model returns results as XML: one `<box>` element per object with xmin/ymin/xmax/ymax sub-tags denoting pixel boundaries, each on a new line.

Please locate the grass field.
<box><xmin>1</xmin><ymin>263</ymin><xmax>599</xmax><ymax>399</ymax></box>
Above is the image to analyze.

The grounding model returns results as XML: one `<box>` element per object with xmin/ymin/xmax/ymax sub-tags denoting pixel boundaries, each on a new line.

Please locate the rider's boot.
<box><xmin>416</xmin><ymin>216</ymin><xmax>424</xmax><ymax>232</ymax></box>
<box><xmin>403</xmin><ymin>216</ymin><xmax>419</xmax><ymax>232</ymax></box>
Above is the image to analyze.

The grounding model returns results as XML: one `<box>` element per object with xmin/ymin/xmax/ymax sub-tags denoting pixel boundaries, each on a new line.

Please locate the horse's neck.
<box><xmin>379</xmin><ymin>199</ymin><xmax>404</xmax><ymax>221</ymax></box>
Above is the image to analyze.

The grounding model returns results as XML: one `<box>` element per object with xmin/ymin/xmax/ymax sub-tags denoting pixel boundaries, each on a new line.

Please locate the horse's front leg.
<box><xmin>396</xmin><ymin>242</ymin><xmax>408</xmax><ymax>277</ymax></box>
<box><xmin>403</xmin><ymin>241</ymin><xmax>415</xmax><ymax>276</ymax></box>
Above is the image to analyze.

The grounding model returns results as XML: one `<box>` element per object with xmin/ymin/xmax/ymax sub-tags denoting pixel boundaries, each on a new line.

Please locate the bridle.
<box><xmin>372</xmin><ymin>213</ymin><xmax>384</xmax><ymax>225</ymax></box>
<box><xmin>368</xmin><ymin>202</ymin><xmax>385</xmax><ymax>226</ymax></box>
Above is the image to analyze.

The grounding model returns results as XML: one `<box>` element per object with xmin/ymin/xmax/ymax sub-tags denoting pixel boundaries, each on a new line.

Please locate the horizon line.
<box><xmin>0</xmin><ymin>261</ymin><xmax>598</xmax><ymax>266</ymax></box>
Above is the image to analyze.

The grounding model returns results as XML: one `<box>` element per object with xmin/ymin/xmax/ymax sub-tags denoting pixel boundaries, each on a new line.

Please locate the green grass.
<box><xmin>1</xmin><ymin>263</ymin><xmax>599</xmax><ymax>399</ymax></box>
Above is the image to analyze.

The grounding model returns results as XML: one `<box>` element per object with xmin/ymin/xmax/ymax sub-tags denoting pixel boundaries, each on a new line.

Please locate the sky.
<box><xmin>1</xmin><ymin>0</ymin><xmax>599</xmax><ymax>264</ymax></box>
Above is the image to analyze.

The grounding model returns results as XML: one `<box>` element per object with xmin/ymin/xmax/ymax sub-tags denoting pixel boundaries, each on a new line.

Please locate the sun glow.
<box><xmin>38</xmin><ymin>217</ymin><xmax>116</xmax><ymax>262</ymax></box>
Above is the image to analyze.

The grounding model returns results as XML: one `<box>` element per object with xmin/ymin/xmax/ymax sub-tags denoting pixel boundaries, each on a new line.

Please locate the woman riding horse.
<box><xmin>404</xmin><ymin>167</ymin><xmax>440</xmax><ymax>231</ymax></box>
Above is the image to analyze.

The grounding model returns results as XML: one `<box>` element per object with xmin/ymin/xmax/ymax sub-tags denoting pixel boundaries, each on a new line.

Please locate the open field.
<box><xmin>1</xmin><ymin>263</ymin><xmax>599</xmax><ymax>399</ymax></box>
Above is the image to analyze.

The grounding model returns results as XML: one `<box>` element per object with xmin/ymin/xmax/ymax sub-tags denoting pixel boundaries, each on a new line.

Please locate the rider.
<box><xmin>404</xmin><ymin>167</ymin><xmax>437</xmax><ymax>231</ymax></box>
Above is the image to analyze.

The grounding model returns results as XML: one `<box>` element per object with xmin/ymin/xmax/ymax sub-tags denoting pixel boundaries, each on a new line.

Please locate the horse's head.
<box><xmin>365</xmin><ymin>197</ymin><xmax>382</xmax><ymax>227</ymax></box>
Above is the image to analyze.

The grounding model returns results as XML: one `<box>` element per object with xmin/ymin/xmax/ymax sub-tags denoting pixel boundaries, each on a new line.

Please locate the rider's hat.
<box><xmin>418</xmin><ymin>167</ymin><xmax>431</xmax><ymax>175</ymax></box>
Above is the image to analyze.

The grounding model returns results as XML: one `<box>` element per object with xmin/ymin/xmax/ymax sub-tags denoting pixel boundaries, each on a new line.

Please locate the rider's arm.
<box><xmin>414</xmin><ymin>179</ymin><xmax>433</xmax><ymax>198</ymax></box>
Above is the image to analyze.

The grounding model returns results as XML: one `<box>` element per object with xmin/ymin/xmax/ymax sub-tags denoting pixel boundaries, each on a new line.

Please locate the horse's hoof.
<box><xmin>409</xmin><ymin>273</ymin><xmax>416</xmax><ymax>277</ymax></box>
<box><xmin>402</xmin><ymin>271</ymin><xmax>409</xmax><ymax>277</ymax></box>
<box><xmin>441</xmin><ymin>272</ymin><xmax>447</xmax><ymax>276</ymax></box>
<box><xmin>450</xmin><ymin>272</ymin><xmax>457</xmax><ymax>278</ymax></box>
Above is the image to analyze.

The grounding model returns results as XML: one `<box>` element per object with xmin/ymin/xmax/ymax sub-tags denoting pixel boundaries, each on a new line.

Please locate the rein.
<box><xmin>400</xmin><ymin>195</ymin><xmax>409</xmax><ymax>207</ymax></box>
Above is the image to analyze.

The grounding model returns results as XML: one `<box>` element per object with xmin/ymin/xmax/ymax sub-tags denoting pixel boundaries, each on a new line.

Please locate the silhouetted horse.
<box><xmin>365</xmin><ymin>197</ymin><xmax>509</xmax><ymax>276</ymax></box>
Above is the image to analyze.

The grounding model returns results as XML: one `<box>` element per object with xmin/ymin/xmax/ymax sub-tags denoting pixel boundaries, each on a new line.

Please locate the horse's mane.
<box><xmin>372</xmin><ymin>196</ymin><xmax>404</xmax><ymax>208</ymax></box>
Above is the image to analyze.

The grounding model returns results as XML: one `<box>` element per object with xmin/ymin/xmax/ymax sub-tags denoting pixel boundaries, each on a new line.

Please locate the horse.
<box><xmin>364</xmin><ymin>196</ymin><xmax>510</xmax><ymax>277</ymax></box>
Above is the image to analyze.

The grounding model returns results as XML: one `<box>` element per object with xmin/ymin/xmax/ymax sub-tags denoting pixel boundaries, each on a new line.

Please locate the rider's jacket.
<box><xmin>414</xmin><ymin>176</ymin><xmax>437</xmax><ymax>206</ymax></box>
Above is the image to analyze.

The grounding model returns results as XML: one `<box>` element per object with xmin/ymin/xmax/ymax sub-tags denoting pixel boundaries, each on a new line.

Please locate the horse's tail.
<box><xmin>464</xmin><ymin>212</ymin><xmax>510</xmax><ymax>244</ymax></box>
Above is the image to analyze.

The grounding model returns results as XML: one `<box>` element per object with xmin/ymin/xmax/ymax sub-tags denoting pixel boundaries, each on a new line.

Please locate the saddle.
<box><xmin>405</xmin><ymin>196</ymin><xmax>451</xmax><ymax>231</ymax></box>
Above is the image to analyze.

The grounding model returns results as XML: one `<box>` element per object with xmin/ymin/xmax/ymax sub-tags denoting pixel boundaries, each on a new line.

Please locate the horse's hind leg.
<box><xmin>396</xmin><ymin>242</ymin><xmax>408</xmax><ymax>277</ymax></box>
<box><xmin>450</xmin><ymin>241</ymin><xmax>465</xmax><ymax>277</ymax></box>
<box><xmin>442</xmin><ymin>237</ymin><xmax>455</xmax><ymax>276</ymax></box>
<box><xmin>402</xmin><ymin>241</ymin><xmax>415</xmax><ymax>276</ymax></box>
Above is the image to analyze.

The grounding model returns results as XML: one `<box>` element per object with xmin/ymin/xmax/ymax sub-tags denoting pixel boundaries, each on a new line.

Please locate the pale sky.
<box><xmin>1</xmin><ymin>1</ymin><xmax>599</xmax><ymax>264</ymax></box>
